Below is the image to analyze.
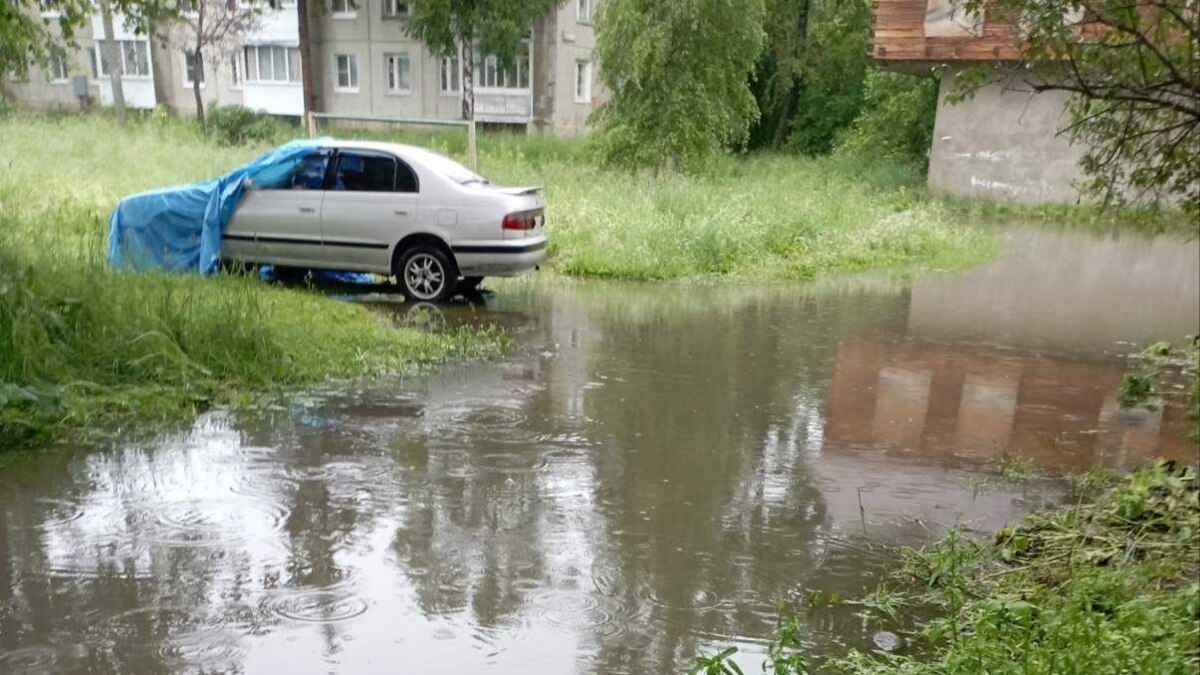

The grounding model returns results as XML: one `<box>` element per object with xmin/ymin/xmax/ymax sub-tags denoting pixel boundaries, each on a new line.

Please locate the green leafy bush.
<box><xmin>206</xmin><ymin>105</ymin><xmax>294</xmax><ymax>146</ymax></box>
<box><xmin>835</xmin><ymin>70</ymin><xmax>939</xmax><ymax>167</ymax></box>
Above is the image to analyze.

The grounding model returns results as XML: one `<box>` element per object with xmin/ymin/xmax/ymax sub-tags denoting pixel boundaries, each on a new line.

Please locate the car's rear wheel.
<box><xmin>396</xmin><ymin>245</ymin><xmax>458</xmax><ymax>303</ymax></box>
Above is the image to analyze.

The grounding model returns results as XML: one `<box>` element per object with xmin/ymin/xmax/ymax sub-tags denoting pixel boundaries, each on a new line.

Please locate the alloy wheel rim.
<box><xmin>404</xmin><ymin>253</ymin><xmax>445</xmax><ymax>300</ymax></box>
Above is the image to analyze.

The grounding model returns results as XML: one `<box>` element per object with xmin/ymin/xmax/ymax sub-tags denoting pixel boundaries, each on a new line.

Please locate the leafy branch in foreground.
<box><xmin>1120</xmin><ymin>337</ymin><xmax>1199</xmax><ymax>441</ymax></box>
<box><xmin>952</xmin><ymin>0</ymin><xmax>1199</xmax><ymax>217</ymax></box>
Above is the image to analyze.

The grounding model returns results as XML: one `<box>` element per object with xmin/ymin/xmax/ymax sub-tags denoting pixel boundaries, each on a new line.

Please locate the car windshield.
<box><xmin>409</xmin><ymin>148</ymin><xmax>489</xmax><ymax>186</ymax></box>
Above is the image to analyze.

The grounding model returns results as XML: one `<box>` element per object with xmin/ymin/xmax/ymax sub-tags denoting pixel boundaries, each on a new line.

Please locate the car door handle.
<box><xmin>298</xmin><ymin>206</ymin><xmax>316</xmax><ymax>213</ymax></box>
<box><xmin>394</xmin><ymin>210</ymin><xmax>409</xmax><ymax>216</ymax></box>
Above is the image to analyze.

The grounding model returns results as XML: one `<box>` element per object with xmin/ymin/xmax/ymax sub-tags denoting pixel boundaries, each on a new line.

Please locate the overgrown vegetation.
<box><xmin>749</xmin><ymin>0</ymin><xmax>939</xmax><ymax>168</ymax></box>
<box><xmin>206</xmin><ymin>105</ymin><xmax>296</xmax><ymax>146</ymax></box>
<box><xmin>709</xmin><ymin>462</ymin><xmax>1200</xmax><ymax>674</ymax></box>
<box><xmin>591</xmin><ymin>0</ymin><xmax>766</xmax><ymax>171</ymax></box>
<box><xmin>0</xmin><ymin>114</ymin><xmax>501</xmax><ymax>449</ymax></box>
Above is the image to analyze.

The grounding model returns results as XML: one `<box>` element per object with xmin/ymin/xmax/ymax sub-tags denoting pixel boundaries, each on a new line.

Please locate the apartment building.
<box><xmin>3</xmin><ymin>0</ymin><xmax>601</xmax><ymax>136</ymax></box>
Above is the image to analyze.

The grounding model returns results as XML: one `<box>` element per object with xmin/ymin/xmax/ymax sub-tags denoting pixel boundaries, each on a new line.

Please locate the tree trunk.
<box><xmin>193</xmin><ymin>46</ymin><xmax>205</xmax><ymax>125</ymax></box>
<box><xmin>297</xmin><ymin>0</ymin><xmax>316</xmax><ymax>116</ymax></box>
<box><xmin>771</xmin><ymin>0</ymin><xmax>811</xmax><ymax>149</ymax></box>
<box><xmin>461</xmin><ymin>39</ymin><xmax>477</xmax><ymax>170</ymax></box>
<box><xmin>98</xmin><ymin>0</ymin><xmax>126</xmax><ymax>125</ymax></box>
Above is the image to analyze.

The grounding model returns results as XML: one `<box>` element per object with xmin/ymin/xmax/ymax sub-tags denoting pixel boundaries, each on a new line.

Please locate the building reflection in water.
<box><xmin>825</xmin><ymin>337</ymin><xmax>1195</xmax><ymax>473</ymax></box>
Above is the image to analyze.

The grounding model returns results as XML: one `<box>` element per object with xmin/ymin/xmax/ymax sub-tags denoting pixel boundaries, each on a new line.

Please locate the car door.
<box><xmin>233</xmin><ymin>149</ymin><xmax>331</xmax><ymax>267</ymax></box>
<box><xmin>319</xmin><ymin>149</ymin><xmax>419</xmax><ymax>273</ymax></box>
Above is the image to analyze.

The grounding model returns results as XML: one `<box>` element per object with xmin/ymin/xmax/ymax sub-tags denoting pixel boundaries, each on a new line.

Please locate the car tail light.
<box><xmin>501</xmin><ymin>208</ymin><xmax>544</xmax><ymax>231</ymax></box>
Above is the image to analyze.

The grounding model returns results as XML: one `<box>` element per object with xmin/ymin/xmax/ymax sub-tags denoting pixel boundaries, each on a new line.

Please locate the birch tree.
<box><xmin>404</xmin><ymin>0</ymin><xmax>562</xmax><ymax>169</ymax></box>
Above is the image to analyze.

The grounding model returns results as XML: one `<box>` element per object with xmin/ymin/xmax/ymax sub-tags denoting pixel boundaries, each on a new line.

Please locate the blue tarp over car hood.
<box><xmin>108</xmin><ymin>138</ymin><xmax>332</xmax><ymax>274</ymax></box>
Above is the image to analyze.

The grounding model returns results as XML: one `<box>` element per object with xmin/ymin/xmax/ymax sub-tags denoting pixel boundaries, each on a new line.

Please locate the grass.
<box><xmin>317</xmin><ymin>122</ymin><xmax>998</xmax><ymax>281</ymax></box>
<box><xmin>714</xmin><ymin>461</ymin><xmax>1200</xmax><ymax>674</ymax></box>
<box><xmin>0</xmin><ymin>114</ymin><xmax>503</xmax><ymax>449</ymax></box>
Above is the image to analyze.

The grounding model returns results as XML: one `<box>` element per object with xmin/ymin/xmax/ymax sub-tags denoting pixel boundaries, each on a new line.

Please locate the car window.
<box><xmin>253</xmin><ymin>150</ymin><xmax>330</xmax><ymax>190</ymax></box>
<box><xmin>287</xmin><ymin>152</ymin><xmax>330</xmax><ymax>190</ymax></box>
<box><xmin>396</xmin><ymin>159</ymin><xmax>418</xmax><ymax>193</ymax></box>
<box><xmin>333</xmin><ymin>152</ymin><xmax>397</xmax><ymax>192</ymax></box>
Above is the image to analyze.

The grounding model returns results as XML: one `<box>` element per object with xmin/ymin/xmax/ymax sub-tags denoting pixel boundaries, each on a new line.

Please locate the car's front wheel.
<box><xmin>396</xmin><ymin>245</ymin><xmax>458</xmax><ymax>303</ymax></box>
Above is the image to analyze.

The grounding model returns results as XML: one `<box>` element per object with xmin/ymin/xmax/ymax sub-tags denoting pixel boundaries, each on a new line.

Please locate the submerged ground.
<box><xmin>0</xmin><ymin>222</ymin><xmax>1196</xmax><ymax>673</ymax></box>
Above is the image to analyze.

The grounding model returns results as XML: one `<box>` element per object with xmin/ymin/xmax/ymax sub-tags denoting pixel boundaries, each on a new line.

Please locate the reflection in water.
<box><xmin>0</xmin><ymin>229</ymin><xmax>1196</xmax><ymax>674</ymax></box>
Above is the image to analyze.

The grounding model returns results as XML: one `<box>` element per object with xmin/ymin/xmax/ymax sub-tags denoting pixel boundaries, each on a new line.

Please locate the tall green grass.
<box><xmin>0</xmin><ymin>115</ymin><xmax>500</xmax><ymax>448</ymax></box>
<box><xmin>328</xmin><ymin>124</ymin><xmax>997</xmax><ymax>281</ymax></box>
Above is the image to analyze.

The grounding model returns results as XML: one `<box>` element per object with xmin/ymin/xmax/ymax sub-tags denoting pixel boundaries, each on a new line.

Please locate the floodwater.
<box><xmin>1</xmin><ymin>229</ymin><xmax>1197</xmax><ymax>674</ymax></box>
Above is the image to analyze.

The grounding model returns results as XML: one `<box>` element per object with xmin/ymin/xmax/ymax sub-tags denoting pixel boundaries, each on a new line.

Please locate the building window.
<box><xmin>49</xmin><ymin>54</ymin><xmax>69</xmax><ymax>82</ymax></box>
<box><xmin>243</xmin><ymin>44</ymin><xmax>300</xmax><ymax>83</ymax></box>
<box><xmin>335</xmin><ymin>53</ymin><xmax>358</xmax><ymax>91</ymax></box>
<box><xmin>439</xmin><ymin>54</ymin><xmax>459</xmax><ymax>95</ymax></box>
<box><xmin>474</xmin><ymin>53</ymin><xmax>530</xmax><ymax>90</ymax></box>
<box><xmin>39</xmin><ymin>0</ymin><xmax>60</xmax><ymax>17</ymax></box>
<box><xmin>577</xmin><ymin>0</ymin><xmax>591</xmax><ymax>23</ymax></box>
<box><xmin>384</xmin><ymin>52</ymin><xmax>411</xmax><ymax>93</ymax></box>
<box><xmin>574</xmin><ymin>59</ymin><xmax>591</xmax><ymax>103</ymax></box>
<box><xmin>381</xmin><ymin>0</ymin><xmax>407</xmax><ymax>19</ymax></box>
<box><xmin>183</xmin><ymin>50</ymin><xmax>204</xmax><ymax>86</ymax></box>
<box><xmin>94</xmin><ymin>40</ymin><xmax>150</xmax><ymax>78</ymax></box>
<box><xmin>330</xmin><ymin>0</ymin><xmax>356</xmax><ymax>17</ymax></box>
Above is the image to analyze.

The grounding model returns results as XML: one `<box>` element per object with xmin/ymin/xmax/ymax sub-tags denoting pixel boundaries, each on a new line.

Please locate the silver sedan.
<box><xmin>222</xmin><ymin>140</ymin><xmax>547</xmax><ymax>301</ymax></box>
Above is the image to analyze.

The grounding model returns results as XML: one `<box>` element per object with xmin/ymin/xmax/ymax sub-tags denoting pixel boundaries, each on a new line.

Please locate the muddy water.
<box><xmin>1</xmin><ymin>229</ymin><xmax>1197</xmax><ymax>674</ymax></box>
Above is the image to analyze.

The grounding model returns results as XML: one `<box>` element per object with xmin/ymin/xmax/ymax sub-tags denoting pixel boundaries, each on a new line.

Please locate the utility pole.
<box><xmin>297</xmin><ymin>0</ymin><xmax>317</xmax><ymax>136</ymax></box>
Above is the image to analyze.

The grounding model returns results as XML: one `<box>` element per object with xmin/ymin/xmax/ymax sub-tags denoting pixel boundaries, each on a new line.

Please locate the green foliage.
<box><xmin>590</xmin><ymin>0</ymin><xmax>766</xmax><ymax>171</ymax></box>
<box><xmin>835</xmin><ymin>70</ymin><xmax>939</xmax><ymax>166</ymax></box>
<box><xmin>955</xmin><ymin>0</ymin><xmax>1199</xmax><ymax>216</ymax></box>
<box><xmin>691</xmin><ymin>647</ymin><xmax>745</xmax><ymax>675</ymax></box>
<box><xmin>319</xmin><ymin>118</ymin><xmax>995</xmax><ymax>281</ymax></box>
<box><xmin>750</xmin><ymin>0</ymin><xmax>872</xmax><ymax>154</ymax></box>
<box><xmin>403</xmin><ymin>0</ymin><xmax>561</xmax><ymax>61</ymax></box>
<box><xmin>206</xmin><ymin>105</ymin><xmax>295</xmax><ymax>146</ymax></box>
<box><xmin>833</xmin><ymin>461</ymin><xmax>1200</xmax><ymax>674</ymax></box>
<box><xmin>1120</xmin><ymin>338</ymin><xmax>1199</xmax><ymax>441</ymax></box>
<box><xmin>0</xmin><ymin>114</ymin><xmax>502</xmax><ymax>448</ymax></box>
<box><xmin>0</xmin><ymin>0</ymin><xmax>92</xmax><ymax>78</ymax></box>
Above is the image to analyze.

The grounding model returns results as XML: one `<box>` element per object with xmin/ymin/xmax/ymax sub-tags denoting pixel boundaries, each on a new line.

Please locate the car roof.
<box><xmin>322</xmin><ymin>139</ymin><xmax>439</xmax><ymax>162</ymax></box>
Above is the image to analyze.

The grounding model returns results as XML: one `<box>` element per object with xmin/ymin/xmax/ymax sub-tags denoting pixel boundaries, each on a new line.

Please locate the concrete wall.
<box><xmin>928</xmin><ymin>68</ymin><xmax>1087</xmax><ymax>204</ymax></box>
<box><xmin>529</xmin><ymin>2</ymin><xmax>602</xmax><ymax>137</ymax></box>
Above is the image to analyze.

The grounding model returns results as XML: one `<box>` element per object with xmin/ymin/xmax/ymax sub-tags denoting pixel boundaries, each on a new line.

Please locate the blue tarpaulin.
<box><xmin>107</xmin><ymin>138</ymin><xmax>332</xmax><ymax>275</ymax></box>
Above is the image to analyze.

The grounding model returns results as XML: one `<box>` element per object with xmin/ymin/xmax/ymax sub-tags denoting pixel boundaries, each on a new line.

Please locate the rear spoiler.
<box><xmin>495</xmin><ymin>186</ymin><xmax>543</xmax><ymax>196</ymax></box>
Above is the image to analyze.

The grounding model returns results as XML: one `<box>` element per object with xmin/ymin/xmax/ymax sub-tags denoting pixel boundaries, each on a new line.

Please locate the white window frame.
<box><xmin>473</xmin><ymin>53</ymin><xmax>530</xmax><ymax>91</ymax></box>
<box><xmin>334</xmin><ymin>53</ymin><xmax>358</xmax><ymax>92</ymax></box>
<box><xmin>330</xmin><ymin>0</ymin><xmax>357</xmax><ymax>19</ymax></box>
<box><xmin>93</xmin><ymin>40</ymin><xmax>151</xmax><ymax>80</ymax></box>
<box><xmin>48</xmin><ymin>53</ymin><xmax>69</xmax><ymax>83</ymax></box>
<box><xmin>384</xmin><ymin>52</ymin><xmax>411</xmax><ymax>94</ymax></box>
<box><xmin>381</xmin><ymin>0</ymin><xmax>408</xmax><ymax>19</ymax></box>
<box><xmin>243</xmin><ymin>44</ymin><xmax>301</xmax><ymax>84</ymax></box>
<box><xmin>39</xmin><ymin>0</ymin><xmax>60</xmax><ymax>18</ymax></box>
<box><xmin>577</xmin><ymin>0</ymin><xmax>592</xmax><ymax>24</ymax></box>
<box><xmin>182</xmin><ymin>50</ymin><xmax>205</xmax><ymax>88</ymax></box>
<box><xmin>439</xmin><ymin>53</ymin><xmax>460</xmax><ymax>96</ymax></box>
<box><xmin>574</xmin><ymin>59</ymin><xmax>591</xmax><ymax>103</ymax></box>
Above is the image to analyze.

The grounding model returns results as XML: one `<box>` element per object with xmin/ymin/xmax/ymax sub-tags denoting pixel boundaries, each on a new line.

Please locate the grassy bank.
<box><xmin>0</xmin><ymin>115</ymin><xmax>502</xmax><ymax>449</ymax></box>
<box><xmin>704</xmin><ymin>461</ymin><xmax>1200</xmax><ymax>674</ymax></box>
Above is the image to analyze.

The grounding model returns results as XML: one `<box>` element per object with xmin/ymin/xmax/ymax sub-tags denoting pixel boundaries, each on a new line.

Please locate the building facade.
<box><xmin>3</xmin><ymin>0</ymin><xmax>602</xmax><ymax>136</ymax></box>
<box><xmin>869</xmin><ymin>0</ymin><xmax>1090</xmax><ymax>203</ymax></box>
